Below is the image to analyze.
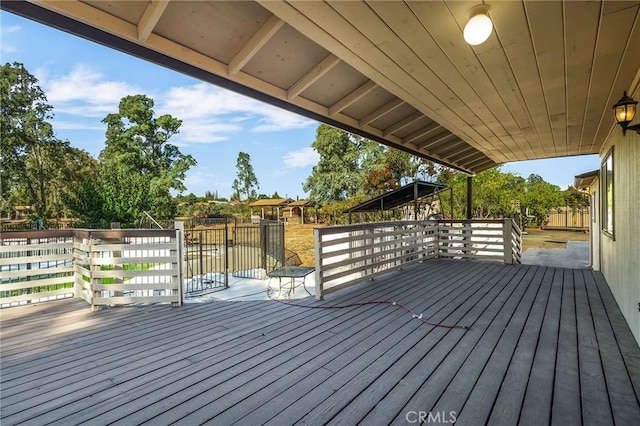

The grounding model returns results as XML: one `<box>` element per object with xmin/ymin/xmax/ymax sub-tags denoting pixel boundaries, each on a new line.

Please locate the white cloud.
<box><xmin>282</xmin><ymin>147</ymin><xmax>319</xmax><ymax>169</ymax></box>
<box><xmin>173</xmin><ymin>120</ymin><xmax>239</xmax><ymax>145</ymax></box>
<box><xmin>160</xmin><ymin>83</ymin><xmax>313</xmax><ymax>140</ymax></box>
<box><xmin>52</xmin><ymin>121</ymin><xmax>104</xmax><ymax>131</ymax></box>
<box><xmin>3</xmin><ymin>25</ymin><xmax>22</xmax><ymax>34</ymax></box>
<box><xmin>0</xmin><ymin>44</ymin><xmax>16</xmax><ymax>54</ymax></box>
<box><xmin>184</xmin><ymin>170</ymin><xmax>215</xmax><ymax>188</ymax></box>
<box><xmin>0</xmin><ymin>25</ymin><xmax>21</xmax><ymax>53</ymax></box>
<box><xmin>35</xmin><ymin>65</ymin><xmax>314</xmax><ymax>146</ymax></box>
<box><xmin>40</xmin><ymin>64</ymin><xmax>139</xmax><ymax>117</ymax></box>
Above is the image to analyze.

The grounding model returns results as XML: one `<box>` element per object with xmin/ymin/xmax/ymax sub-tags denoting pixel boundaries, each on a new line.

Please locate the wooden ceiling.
<box><xmin>4</xmin><ymin>1</ymin><xmax>639</xmax><ymax>174</ymax></box>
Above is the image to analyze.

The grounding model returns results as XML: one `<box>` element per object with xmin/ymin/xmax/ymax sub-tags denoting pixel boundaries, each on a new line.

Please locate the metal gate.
<box><xmin>183</xmin><ymin>218</ymin><xmax>285</xmax><ymax>293</ymax></box>
<box><xmin>183</xmin><ymin>219</ymin><xmax>229</xmax><ymax>295</ymax></box>
<box><xmin>232</xmin><ymin>220</ymin><xmax>284</xmax><ymax>279</ymax></box>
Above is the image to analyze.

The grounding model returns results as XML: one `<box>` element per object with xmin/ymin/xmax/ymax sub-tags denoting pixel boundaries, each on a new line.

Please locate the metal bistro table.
<box><xmin>267</xmin><ymin>266</ymin><xmax>315</xmax><ymax>299</ymax></box>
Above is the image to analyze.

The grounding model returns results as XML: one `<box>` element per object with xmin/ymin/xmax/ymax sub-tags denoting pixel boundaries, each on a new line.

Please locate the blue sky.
<box><xmin>1</xmin><ymin>11</ymin><xmax>598</xmax><ymax>200</ymax></box>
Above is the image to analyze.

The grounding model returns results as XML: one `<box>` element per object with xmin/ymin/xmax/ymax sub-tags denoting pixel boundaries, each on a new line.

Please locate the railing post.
<box><xmin>224</xmin><ymin>221</ymin><xmax>229</xmax><ymax>288</ymax></box>
<box><xmin>314</xmin><ymin>228</ymin><xmax>323</xmax><ymax>300</ymax></box>
<box><xmin>366</xmin><ymin>228</ymin><xmax>374</xmax><ymax>276</ymax></box>
<box><xmin>73</xmin><ymin>232</ymin><xmax>83</xmax><ymax>299</ymax></box>
<box><xmin>26</xmin><ymin>237</ymin><xmax>32</xmax><ymax>304</ymax></box>
<box><xmin>503</xmin><ymin>219</ymin><xmax>514</xmax><ymax>264</ymax></box>
<box><xmin>175</xmin><ymin>221</ymin><xmax>185</xmax><ymax>306</ymax></box>
<box><xmin>279</xmin><ymin>222</ymin><xmax>286</xmax><ymax>268</ymax></box>
<box><xmin>437</xmin><ymin>222</ymin><xmax>445</xmax><ymax>258</ymax></box>
<box><xmin>90</xmin><ymin>235</ymin><xmax>101</xmax><ymax>311</ymax></box>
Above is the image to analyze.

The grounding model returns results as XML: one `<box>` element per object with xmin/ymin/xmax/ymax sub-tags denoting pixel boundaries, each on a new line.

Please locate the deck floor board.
<box><xmin>2</xmin><ymin>260</ymin><xmax>639</xmax><ymax>426</ymax></box>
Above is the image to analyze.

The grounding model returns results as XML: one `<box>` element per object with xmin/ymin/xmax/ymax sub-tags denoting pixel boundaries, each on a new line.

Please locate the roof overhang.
<box><xmin>574</xmin><ymin>169</ymin><xmax>599</xmax><ymax>190</ymax></box>
<box><xmin>3</xmin><ymin>1</ymin><xmax>639</xmax><ymax>174</ymax></box>
<box><xmin>248</xmin><ymin>198</ymin><xmax>293</xmax><ymax>208</ymax></box>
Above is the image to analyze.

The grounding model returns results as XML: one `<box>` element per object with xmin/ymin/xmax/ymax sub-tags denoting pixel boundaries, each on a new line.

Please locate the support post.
<box><xmin>467</xmin><ymin>175</ymin><xmax>473</xmax><ymax>220</ymax></box>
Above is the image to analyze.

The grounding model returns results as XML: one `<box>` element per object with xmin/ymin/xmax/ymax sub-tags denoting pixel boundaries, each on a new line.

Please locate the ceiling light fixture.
<box><xmin>463</xmin><ymin>4</ymin><xmax>493</xmax><ymax>46</ymax></box>
<box><xmin>613</xmin><ymin>91</ymin><xmax>640</xmax><ymax>136</ymax></box>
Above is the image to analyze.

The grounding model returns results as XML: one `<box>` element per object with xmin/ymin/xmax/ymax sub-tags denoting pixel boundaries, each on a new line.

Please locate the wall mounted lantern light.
<box><xmin>463</xmin><ymin>4</ymin><xmax>493</xmax><ymax>46</ymax></box>
<box><xmin>613</xmin><ymin>91</ymin><xmax>640</xmax><ymax>136</ymax></box>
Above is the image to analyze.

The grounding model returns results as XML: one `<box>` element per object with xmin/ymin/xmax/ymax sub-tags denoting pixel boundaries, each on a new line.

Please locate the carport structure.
<box><xmin>345</xmin><ymin>180</ymin><xmax>449</xmax><ymax>223</ymax></box>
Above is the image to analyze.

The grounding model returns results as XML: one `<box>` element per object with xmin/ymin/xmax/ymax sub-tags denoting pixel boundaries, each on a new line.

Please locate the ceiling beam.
<box><xmin>475</xmin><ymin>163</ymin><xmax>497</xmax><ymax>173</ymax></box>
<box><xmin>437</xmin><ymin>140</ymin><xmax>470</xmax><ymax>158</ymax></box>
<box><xmin>466</xmin><ymin>157</ymin><xmax>496</xmax><ymax>170</ymax></box>
<box><xmin>403</xmin><ymin>122</ymin><xmax>442</xmax><ymax>145</ymax></box>
<box><xmin>228</xmin><ymin>14</ymin><xmax>284</xmax><ymax>76</ymax></box>
<box><xmin>417</xmin><ymin>132</ymin><xmax>458</xmax><ymax>151</ymax></box>
<box><xmin>287</xmin><ymin>53</ymin><xmax>340</xmax><ymax>100</ymax></box>
<box><xmin>359</xmin><ymin>98</ymin><xmax>404</xmax><ymax>127</ymax></box>
<box><xmin>137</xmin><ymin>0</ymin><xmax>170</xmax><ymax>42</ymax></box>
<box><xmin>329</xmin><ymin>80</ymin><xmax>378</xmax><ymax>116</ymax></box>
<box><xmin>451</xmin><ymin>149</ymin><xmax>487</xmax><ymax>164</ymax></box>
<box><xmin>383</xmin><ymin>111</ymin><xmax>423</xmax><ymax>137</ymax></box>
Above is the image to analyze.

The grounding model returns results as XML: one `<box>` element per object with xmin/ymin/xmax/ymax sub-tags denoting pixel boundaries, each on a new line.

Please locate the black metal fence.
<box><xmin>182</xmin><ymin>218</ymin><xmax>285</xmax><ymax>294</ymax></box>
<box><xmin>232</xmin><ymin>220</ymin><xmax>285</xmax><ymax>279</ymax></box>
<box><xmin>183</xmin><ymin>225</ymin><xmax>229</xmax><ymax>295</ymax></box>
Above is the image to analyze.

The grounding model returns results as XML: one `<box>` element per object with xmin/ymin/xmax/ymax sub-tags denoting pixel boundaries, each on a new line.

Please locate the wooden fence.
<box><xmin>544</xmin><ymin>207</ymin><xmax>590</xmax><ymax>229</ymax></box>
<box><xmin>1</xmin><ymin>229</ymin><xmax>182</xmax><ymax>310</ymax></box>
<box><xmin>314</xmin><ymin>219</ymin><xmax>521</xmax><ymax>300</ymax></box>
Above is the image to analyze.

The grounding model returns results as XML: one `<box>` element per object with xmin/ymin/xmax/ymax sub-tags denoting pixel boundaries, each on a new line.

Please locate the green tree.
<box><xmin>363</xmin><ymin>148</ymin><xmax>424</xmax><ymax>195</ymax></box>
<box><xmin>521</xmin><ymin>174</ymin><xmax>564</xmax><ymax>226</ymax></box>
<box><xmin>98</xmin><ymin>94</ymin><xmax>196</xmax><ymax>222</ymax></box>
<box><xmin>232</xmin><ymin>151</ymin><xmax>259</xmax><ymax>201</ymax></box>
<box><xmin>438</xmin><ymin>167</ymin><xmax>524</xmax><ymax>219</ymax></box>
<box><xmin>0</xmin><ymin>62</ymin><xmax>76</xmax><ymax>220</ymax></box>
<box><xmin>563</xmin><ymin>186</ymin><xmax>590</xmax><ymax>210</ymax></box>
<box><xmin>64</xmin><ymin>164</ymin><xmax>103</xmax><ymax>224</ymax></box>
<box><xmin>386</xmin><ymin>149</ymin><xmax>420</xmax><ymax>185</ymax></box>
<box><xmin>303</xmin><ymin>124</ymin><xmax>363</xmax><ymax>203</ymax></box>
<box><xmin>54</xmin><ymin>147</ymin><xmax>99</xmax><ymax>219</ymax></box>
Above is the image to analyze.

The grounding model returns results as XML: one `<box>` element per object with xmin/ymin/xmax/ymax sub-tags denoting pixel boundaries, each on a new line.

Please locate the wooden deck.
<box><xmin>1</xmin><ymin>260</ymin><xmax>639</xmax><ymax>425</ymax></box>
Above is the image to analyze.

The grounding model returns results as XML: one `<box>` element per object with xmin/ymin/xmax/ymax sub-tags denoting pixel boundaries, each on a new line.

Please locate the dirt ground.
<box><xmin>520</xmin><ymin>228</ymin><xmax>589</xmax><ymax>251</ymax></box>
<box><xmin>284</xmin><ymin>223</ymin><xmax>590</xmax><ymax>267</ymax></box>
<box><xmin>284</xmin><ymin>223</ymin><xmax>318</xmax><ymax>266</ymax></box>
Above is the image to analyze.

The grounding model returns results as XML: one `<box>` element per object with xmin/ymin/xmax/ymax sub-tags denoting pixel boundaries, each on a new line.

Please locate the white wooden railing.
<box><xmin>1</xmin><ymin>229</ymin><xmax>183</xmax><ymax>310</ymax></box>
<box><xmin>314</xmin><ymin>219</ymin><xmax>521</xmax><ymax>300</ymax></box>
<box><xmin>438</xmin><ymin>219</ymin><xmax>522</xmax><ymax>263</ymax></box>
<box><xmin>314</xmin><ymin>221</ymin><xmax>439</xmax><ymax>299</ymax></box>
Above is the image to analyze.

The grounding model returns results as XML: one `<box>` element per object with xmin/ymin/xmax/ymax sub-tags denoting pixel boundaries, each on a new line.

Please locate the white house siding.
<box><xmin>599</xmin><ymin>129</ymin><xmax>640</xmax><ymax>344</ymax></box>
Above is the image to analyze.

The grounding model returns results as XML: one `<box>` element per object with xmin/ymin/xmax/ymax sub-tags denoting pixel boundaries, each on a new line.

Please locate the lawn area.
<box><xmin>284</xmin><ymin>223</ymin><xmax>590</xmax><ymax>267</ymax></box>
